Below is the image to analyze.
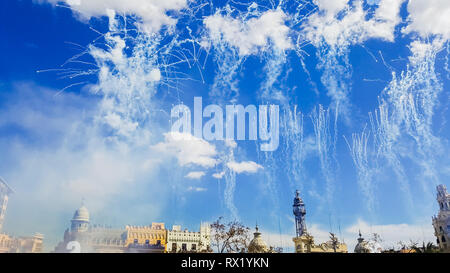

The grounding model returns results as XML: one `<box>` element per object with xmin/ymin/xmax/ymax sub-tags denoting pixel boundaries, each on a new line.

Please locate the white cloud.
<box><xmin>408</xmin><ymin>39</ymin><xmax>444</xmax><ymax>65</ymax></box>
<box><xmin>185</xmin><ymin>171</ymin><xmax>206</xmax><ymax>180</ymax></box>
<box><xmin>345</xmin><ymin>219</ymin><xmax>436</xmax><ymax>251</ymax></box>
<box><xmin>0</xmin><ymin>83</ymin><xmax>166</xmax><ymax>251</ymax></box>
<box><xmin>226</xmin><ymin>161</ymin><xmax>263</xmax><ymax>174</ymax></box>
<box><xmin>187</xmin><ymin>186</ymin><xmax>207</xmax><ymax>192</ymax></box>
<box><xmin>212</xmin><ymin>171</ymin><xmax>225</xmax><ymax>179</ymax></box>
<box><xmin>225</xmin><ymin>139</ymin><xmax>237</xmax><ymax>149</ymax></box>
<box><xmin>306</xmin><ymin>0</ymin><xmax>404</xmax><ymax>47</ymax></box>
<box><xmin>204</xmin><ymin>9</ymin><xmax>292</xmax><ymax>56</ymax></box>
<box><xmin>103</xmin><ymin>112</ymin><xmax>138</xmax><ymax>138</ymax></box>
<box><xmin>260</xmin><ymin>230</ymin><xmax>295</xmax><ymax>249</ymax></box>
<box><xmin>403</xmin><ymin>0</ymin><xmax>450</xmax><ymax>40</ymax></box>
<box><xmin>314</xmin><ymin>0</ymin><xmax>348</xmax><ymax>17</ymax></box>
<box><xmin>152</xmin><ymin>132</ymin><xmax>218</xmax><ymax>168</ymax></box>
<box><xmin>41</xmin><ymin>0</ymin><xmax>187</xmax><ymax>32</ymax></box>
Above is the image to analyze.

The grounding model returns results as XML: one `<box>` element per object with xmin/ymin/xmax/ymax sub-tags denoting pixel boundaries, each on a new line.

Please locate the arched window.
<box><xmin>442</xmin><ymin>236</ymin><xmax>446</xmax><ymax>243</ymax></box>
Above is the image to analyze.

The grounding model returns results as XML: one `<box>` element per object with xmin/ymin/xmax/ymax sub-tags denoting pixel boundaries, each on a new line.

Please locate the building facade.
<box><xmin>54</xmin><ymin>204</ymin><xmax>210</xmax><ymax>253</ymax></box>
<box><xmin>292</xmin><ymin>190</ymin><xmax>347</xmax><ymax>253</ymax></box>
<box><xmin>125</xmin><ymin>223</ymin><xmax>167</xmax><ymax>249</ymax></box>
<box><xmin>0</xmin><ymin>233</ymin><xmax>44</xmax><ymax>253</ymax></box>
<box><xmin>166</xmin><ymin>223</ymin><xmax>211</xmax><ymax>252</ymax></box>
<box><xmin>432</xmin><ymin>184</ymin><xmax>450</xmax><ymax>252</ymax></box>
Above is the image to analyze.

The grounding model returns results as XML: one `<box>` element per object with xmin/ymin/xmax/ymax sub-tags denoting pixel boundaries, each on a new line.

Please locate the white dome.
<box><xmin>73</xmin><ymin>205</ymin><xmax>89</xmax><ymax>222</ymax></box>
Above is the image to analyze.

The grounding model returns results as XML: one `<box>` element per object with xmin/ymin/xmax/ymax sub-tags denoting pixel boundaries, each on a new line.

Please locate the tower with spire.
<box><xmin>292</xmin><ymin>190</ymin><xmax>347</xmax><ymax>253</ymax></box>
<box><xmin>293</xmin><ymin>190</ymin><xmax>307</xmax><ymax>237</ymax></box>
<box><xmin>354</xmin><ymin>230</ymin><xmax>370</xmax><ymax>253</ymax></box>
<box><xmin>0</xmin><ymin>177</ymin><xmax>13</xmax><ymax>233</ymax></box>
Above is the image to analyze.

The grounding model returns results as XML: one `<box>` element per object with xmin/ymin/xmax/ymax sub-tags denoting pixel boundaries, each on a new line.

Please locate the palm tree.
<box><xmin>411</xmin><ymin>242</ymin><xmax>440</xmax><ymax>253</ymax></box>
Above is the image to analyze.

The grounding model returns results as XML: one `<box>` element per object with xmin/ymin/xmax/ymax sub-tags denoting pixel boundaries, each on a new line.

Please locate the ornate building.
<box><xmin>54</xmin><ymin>204</ymin><xmax>211</xmax><ymax>253</ymax></box>
<box><xmin>0</xmin><ymin>233</ymin><xmax>44</xmax><ymax>253</ymax></box>
<box><xmin>125</xmin><ymin>223</ymin><xmax>167</xmax><ymax>249</ymax></box>
<box><xmin>248</xmin><ymin>225</ymin><xmax>269</xmax><ymax>253</ymax></box>
<box><xmin>432</xmin><ymin>184</ymin><xmax>450</xmax><ymax>252</ymax></box>
<box><xmin>354</xmin><ymin>231</ymin><xmax>371</xmax><ymax>253</ymax></box>
<box><xmin>0</xmin><ymin>177</ymin><xmax>44</xmax><ymax>253</ymax></box>
<box><xmin>0</xmin><ymin>177</ymin><xmax>13</xmax><ymax>233</ymax></box>
<box><xmin>54</xmin><ymin>204</ymin><xmax>130</xmax><ymax>253</ymax></box>
<box><xmin>292</xmin><ymin>190</ymin><xmax>347</xmax><ymax>253</ymax></box>
<box><xmin>166</xmin><ymin>223</ymin><xmax>211</xmax><ymax>252</ymax></box>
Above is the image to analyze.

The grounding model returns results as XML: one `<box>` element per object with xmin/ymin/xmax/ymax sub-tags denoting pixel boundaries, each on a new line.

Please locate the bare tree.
<box><xmin>371</xmin><ymin>233</ymin><xmax>382</xmax><ymax>244</ymax></box>
<box><xmin>329</xmin><ymin>232</ymin><xmax>339</xmax><ymax>253</ymax></box>
<box><xmin>210</xmin><ymin>217</ymin><xmax>251</xmax><ymax>253</ymax></box>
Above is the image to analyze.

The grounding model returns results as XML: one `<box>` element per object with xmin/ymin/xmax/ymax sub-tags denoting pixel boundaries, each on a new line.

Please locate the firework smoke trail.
<box><xmin>258</xmin><ymin>49</ymin><xmax>307</xmax><ymax>198</ymax></box>
<box><xmin>203</xmin><ymin>1</ymin><xmax>294</xmax><ymax>218</ymax></box>
<box><xmin>310</xmin><ymin>104</ymin><xmax>337</xmax><ymax>208</ymax></box>
<box><xmin>203</xmin><ymin>3</ymin><xmax>256</xmax><ymax>104</ymax></box>
<box><xmin>300</xmin><ymin>0</ymin><xmax>410</xmax><ymax>213</ymax></box>
<box><xmin>378</xmin><ymin>39</ymin><xmax>445</xmax><ymax>198</ymax></box>
<box><xmin>257</xmin><ymin>48</ymin><xmax>287</xmax><ymax>213</ymax></box>
<box><xmin>206</xmin><ymin>35</ymin><xmax>244</xmax><ymax>104</ymax></box>
<box><xmin>369</xmin><ymin>101</ymin><xmax>414</xmax><ymax>210</ymax></box>
<box><xmin>91</xmin><ymin>14</ymin><xmax>162</xmax><ymax>142</ymax></box>
<box><xmin>344</xmin><ymin>128</ymin><xmax>377</xmax><ymax>214</ymax></box>
<box><xmin>222</xmin><ymin>143</ymin><xmax>239</xmax><ymax>219</ymax></box>
<box><xmin>40</xmin><ymin>6</ymin><xmax>207</xmax><ymax>144</ymax></box>
<box><xmin>255</xmin><ymin>0</ymin><xmax>315</xmax><ymax>212</ymax></box>
<box><xmin>280</xmin><ymin>106</ymin><xmax>305</xmax><ymax>192</ymax></box>
<box><xmin>201</xmin><ymin>3</ymin><xmax>249</xmax><ymax>218</ymax></box>
<box><xmin>301</xmin><ymin>0</ymin><xmax>404</xmax><ymax>121</ymax></box>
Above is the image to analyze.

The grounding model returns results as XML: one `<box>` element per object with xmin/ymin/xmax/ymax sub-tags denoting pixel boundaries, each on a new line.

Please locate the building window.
<box><xmin>442</xmin><ymin>236</ymin><xmax>446</xmax><ymax>243</ymax></box>
<box><xmin>145</xmin><ymin>240</ymin><xmax>149</xmax><ymax>245</ymax></box>
<box><xmin>192</xmin><ymin>244</ymin><xmax>196</xmax><ymax>251</ymax></box>
<box><xmin>134</xmin><ymin>239</ymin><xmax>138</xmax><ymax>244</ymax></box>
<box><xmin>157</xmin><ymin>240</ymin><xmax>161</xmax><ymax>245</ymax></box>
<box><xmin>182</xmin><ymin>243</ymin><xmax>187</xmax><ymax>251</ymax></box>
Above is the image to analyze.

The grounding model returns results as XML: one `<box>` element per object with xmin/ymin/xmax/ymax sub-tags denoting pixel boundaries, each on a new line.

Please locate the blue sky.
<box><xmin>1</xmin><ymin>0</ymin><xmax>449</xmax><ymax>252</ymax></box>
